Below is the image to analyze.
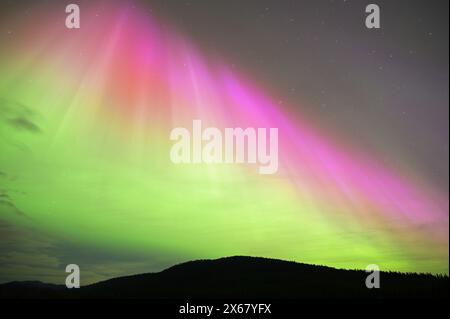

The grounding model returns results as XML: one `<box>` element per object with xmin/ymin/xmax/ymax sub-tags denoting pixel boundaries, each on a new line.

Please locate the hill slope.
<box><xmin>0</xmin><ymin>256</ymin><xmax>448</xmax><ymax>298</ymax></box>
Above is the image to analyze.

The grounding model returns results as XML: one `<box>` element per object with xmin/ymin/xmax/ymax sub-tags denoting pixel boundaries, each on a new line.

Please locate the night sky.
<box><xmin>0</xmin><ymin>0</ymin><xmax>448</xmax><ymax>284</ymax></box>
<box><xmin>148</xmin><ymin>0</ymin><xmax>449</xmax><ymax>190</ymax></box>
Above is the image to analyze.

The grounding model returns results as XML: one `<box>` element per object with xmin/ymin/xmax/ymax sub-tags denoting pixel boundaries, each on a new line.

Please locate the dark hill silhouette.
<box><xmin>0</xmin><ymin>256</ymin><xmax>448</xmax><ymax>298</ymax></box>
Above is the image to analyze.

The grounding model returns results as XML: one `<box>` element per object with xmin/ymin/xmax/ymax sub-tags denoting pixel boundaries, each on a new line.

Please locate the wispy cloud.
<box><xmin>8</xmin><ymin>117</ymin><xmax>41</xmax><ymax>133</ymax></box>
<box><xmin>0</xmin><ymin>98</ymin><xmax>42</xmax><ymax>134</ymax></box>
<box><xmin>0</xmin><ymin>188</ymin><xmax>27</xmax><ymax>218</ymax></box>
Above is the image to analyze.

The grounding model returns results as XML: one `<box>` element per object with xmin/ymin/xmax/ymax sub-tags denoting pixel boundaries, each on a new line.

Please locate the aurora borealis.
<box><xmin>0</xmin><ymin>0</ymin><xmax>448</xmax><ymax>284</ymax></box>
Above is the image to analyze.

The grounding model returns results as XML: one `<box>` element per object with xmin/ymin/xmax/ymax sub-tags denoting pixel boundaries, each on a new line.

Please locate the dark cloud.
<box><xmin>0</xmin><ymin>98</ymin><xmax>41</xmax><ymax>134</ymax></box>
<box><xmin>0</xmin><ymin>218</ymin><xmax>181</xmax><ymax>284</ymax></box>
<box><xmin>8</xmin><ymin>117</ymin><xmax>41</xmax><ymax>133</ymax></box>
<box><xmin>0</xmin><ymin>193</ymin><xmax>10</xmax><ymax>200</ymax></box>
<box><xmin>0</xmin><ymin>187</ymin><xmax>28</xmax><ymax>218</ymax></box>
<box><xmin>54</xmin><ymin>241</ymin><xmax>182</xmax><ymax>280</ymax></box>
<box><xmin>0</xmin><ymin>198</ymin><xmax>27</xmax><ymax>218</ymax></box>
<box><xmin>0</xmin><ymin>219</ymin><xmax>62</xmax><ymax>284</ymax></box>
